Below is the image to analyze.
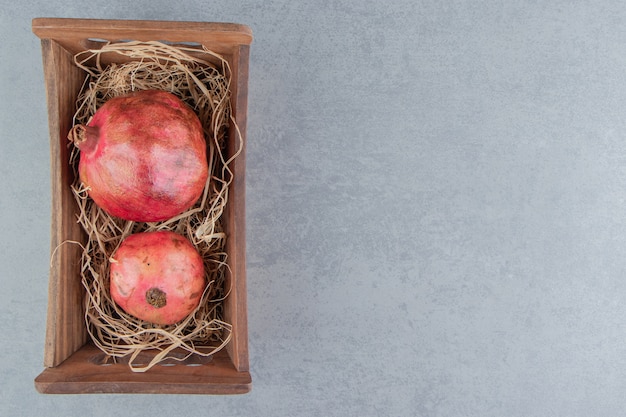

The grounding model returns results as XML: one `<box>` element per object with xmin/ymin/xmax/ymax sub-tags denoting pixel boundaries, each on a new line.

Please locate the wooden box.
<box><xmin>31</xmin><ymin>18</ymin><xmax>252</xmax><ymax>394</ymax></box>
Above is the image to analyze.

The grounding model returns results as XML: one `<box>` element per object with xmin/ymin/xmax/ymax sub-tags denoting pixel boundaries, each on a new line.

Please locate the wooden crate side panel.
<box><xmin>223</xmin><ymin>44</ymin><xmax>250</xmax><ymax>373</ymax></box>
<box><xmin>41</xmin><ymin>39</ymin><xmax>88</xmax><ymax>367</ymax></box>
<box><xmin>35</xmin><ymin>343</ymin><xmax>251</xmax><ymax>394</ymax></box>
<box><xmin>32</xmin><ymin>18</ymin><xmax>252</xmax><ymax>57</ymax></box>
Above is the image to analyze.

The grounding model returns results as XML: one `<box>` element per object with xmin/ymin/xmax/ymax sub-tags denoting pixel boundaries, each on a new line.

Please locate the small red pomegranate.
<box><xmin>110</xmin><ymin>230</ymin><xmax>205</xmax><ymax>325</ymax></box>
<box><xmin>69</xmin><ymin>89</ymin><xmax>209</xmax><ymax>222</ymax></box>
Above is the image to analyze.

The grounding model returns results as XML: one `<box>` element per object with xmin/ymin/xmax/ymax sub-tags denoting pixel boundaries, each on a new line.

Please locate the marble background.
<box><xmin>2</xmin><ymin>1</ymin><xmax>626</xmax><ymax>416</ymax></box>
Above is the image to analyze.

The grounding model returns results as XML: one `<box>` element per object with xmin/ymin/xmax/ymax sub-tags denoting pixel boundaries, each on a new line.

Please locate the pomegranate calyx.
<box><xmin>146</xmin><ymin>287</ymin><xmax>167</xmax><ymax>308</ymax></box>
<box><xmin>68</xmin><ymin>124</ymin><xmax>99</xmax><ymax>153</ymax></box>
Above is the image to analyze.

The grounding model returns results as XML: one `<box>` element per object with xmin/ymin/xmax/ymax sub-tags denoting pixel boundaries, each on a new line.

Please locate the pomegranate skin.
<box><xmin>71</xmin><ymin>89</ymin><xmax>209</xmax><ymax>222</ymax></box>
<box><xmin>110</xmin><ymin>231</ymin><xmax>205</xmax><ymax>325</ymax></box>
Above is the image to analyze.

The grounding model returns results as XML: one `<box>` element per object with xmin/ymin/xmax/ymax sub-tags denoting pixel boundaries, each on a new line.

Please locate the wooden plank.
<box><xmin>32</xmin><ymin>18</ymin><xmax>253</xmax><ymax>56</ymax></box>
<box><xmin>40</xmin><ymin>38</ymin><xmax>88</xmax><ymax>367</ymax></box>
<box><xmin>35</xmin><ymin>344</ymin><xmax>251</xmax><ymax>395</ymax></box>
<box><xmin>224</xmin><ymin>44</ymin><xmax>251</xmax><ymax>373</ymax></box>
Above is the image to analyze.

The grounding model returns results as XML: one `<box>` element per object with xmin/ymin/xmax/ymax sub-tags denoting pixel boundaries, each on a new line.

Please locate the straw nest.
<box><xmin>67</xmin><ymin>41</ymin><xmax>241</xmax><ymax>372</ymax></box>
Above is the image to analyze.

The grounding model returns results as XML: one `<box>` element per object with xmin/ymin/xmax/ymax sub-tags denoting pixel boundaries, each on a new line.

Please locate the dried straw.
<box><xmin>68</xmin><ymin>41</ymin><xmax>242</xmax><ymax>372</ymax></box>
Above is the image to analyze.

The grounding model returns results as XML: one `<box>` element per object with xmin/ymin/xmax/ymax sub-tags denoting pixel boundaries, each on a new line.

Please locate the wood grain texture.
<box><xmin>35</xmin><ymin>343</ymin><xmax>251</xmax><ymax>394</ymax></box>
<box><xmin>224</xmin><ymin>44</ymin><xmax>251</xmax><ymax>373</ymax></box>
<box><xmin>41</xmin><ymin>38</ymin><xmax>88</xmax><ymax>368</ymax></box>
<box><xmin>32</xmin><ymin>18</ymin><xmax>252</xmax><ymax>394</ymax></box>
<box><xmin>32</xmin><ymin>18</ymin><xmax>252</xmax><ymax>57</ymax></box>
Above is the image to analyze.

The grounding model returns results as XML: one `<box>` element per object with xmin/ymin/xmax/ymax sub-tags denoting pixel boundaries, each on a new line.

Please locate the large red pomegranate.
<box><xmin>110</xmin><ymin>230</ymin><xmax>206</xmax><ymax>325</ymax></box>
<box><xmin>69</xmin><ymin>89</ymin><xmax>209</xmax><ymax>222</ymax></box>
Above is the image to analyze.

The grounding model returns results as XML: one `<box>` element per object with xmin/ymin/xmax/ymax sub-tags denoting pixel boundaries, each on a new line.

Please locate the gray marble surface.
<box><xmin>2</xmin><ymin>1</ymin><xmax>626</xmax><ymax>416</ymax></box>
